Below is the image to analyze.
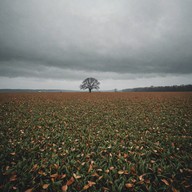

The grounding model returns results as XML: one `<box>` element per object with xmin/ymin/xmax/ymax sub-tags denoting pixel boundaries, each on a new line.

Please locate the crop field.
<box><xmin>0</xmin><ymin>92</ymin><xmax>192</xmax><ymax>192</ymax></box>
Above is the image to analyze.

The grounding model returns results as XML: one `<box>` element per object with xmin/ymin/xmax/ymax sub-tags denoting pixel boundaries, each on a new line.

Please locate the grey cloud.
<box><xmin>0</xmin><ymin>0</ymin><xmax>192</xmax><ymax>81</ymax></box>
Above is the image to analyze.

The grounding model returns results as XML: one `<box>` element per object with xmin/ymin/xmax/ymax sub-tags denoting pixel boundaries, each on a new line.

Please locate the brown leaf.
<box><xmin>81</xmin><ymin>162</ymin><xmax>86</xmax><ymax>166</ymax></box>
<box><xmin>179</xmin><ymin>169</ymin><xmax>183</xmax><ymax>173</ymax></box>
<box><xmin>123</xmin><ymin>153</ymin><xmax>128</xmax><ymax>158</ymax></box>
<box><xmin>54</xmin><ymin>164</ymin><xmax>59</xmax><ymax>169</ymax></box>
<box><xmin>161</xmin><ymin>179</ymin><xmax>169</xmax><ymax>186</ymax></box>
<box><xmin>88</xmin><ymin>181</ymin><xmax>96</xmax><ymax>187</ymax></box>
<box><xmin>102</xmin><ymin>187</ymin><xmax>109</xmax><ymax>191</ymax></box>
<box><xmin>131</xmin><ymin>166</ymin><xmax>136</xmax><ymax>174</ymax></box>
<box><xmin>82</xmin><ymin>184</ymin><xmax>90</xmax><ymax>191</ymax></box>
<box><xmin>145</xmin><ymin>179</ymin><xmax>150</xmax><ymax>184</ymax></box>
<box><xmin>61</xmin><ymin>185</ymin><xmax>68</xmax><ymax>192</ymax></box>
<box><xmin>31</xmin><ymin>164</ymin><xmax>38</xmax><ymax>172</ymax></box>
<box><xmin>50</xmin><ymin>173</ymin><xmax>58</xmax><ymax>178</ymax></box>
<box><xmin>61</xmin><ymin>174</ymin><xmax>67</xmax><ymax>179</ymax></box>
<box><xmin>158</xmin><ymin>168</ymin><xmax>162</xmax><ymax>173</ymax></box>
<box><xmin>92</xmin><ymin>172</ymin><xmax>99</xmax><ymax>177</ymax></box>
<box><xmin>66</xmin><ymin>177</ymin><xmax>75</xmax><ymax>186</ymax></box>
<box><xmin>88</xmin><ymin>164</ymin><xmax>93</xmax><ymax>173</ymax></box>
<box><xmin>42</xmin><ymin>184</ymin><xmax>49</xmax><ymax>189</ymax></box>
<box><xmin>118</xmin><ymin>170</ymin><xmax>124</xmax><ymax>175</ymax></box>
<box><xmin>139</xmin><ymin>174</ymin><xmax>146</xmax><ymax>181</ymax></box>
<box><xmin>73</xmin><ymin>173</ymin><xmax>81</xmax><ymax>179</ymax></box>
<box><xmin>137</xmin><ymin>180</ymin><xmax>144</xmax><ymax>185</ymax></box>
<box><xmin>155</xmin><ymin>141</ymin><xmax>160</xmax><ymax>146</ymax></box>
<box><xmin>131</xmin><ymin>179</ymin><xmax>137</xmax><ymax>183</ymax></box>
<box><xmin>82</xmin><ymin>181</ymin><xmax>96</xmax><ymax>191</ymax></box>
<box><xmin>10</xmin><ymin>175</ymin><xmax>17</xmax><ymax>182</ymax></box>
<box><xmin>172</xmin><ymin>187</ymin><xmax>178</xmax><ymax>192</ymax></box>
<box><xmin>38</xmin><ymin>170</ymin><xmax>46</xmax><ymax>176</ymax></box>
<box><xmin>125</xmin><ymin>183</ymin><xmax>133</xmax><ymax>188</ymax></box>
<box><xmin>124</xmin><ymin>170</ymin><xmax>129</xmax><ymax>174</ymax></box>
<box><xmin>25</xmin><ymin>188</ymin><xmax>33</xmax><ymax>192</ymax></box>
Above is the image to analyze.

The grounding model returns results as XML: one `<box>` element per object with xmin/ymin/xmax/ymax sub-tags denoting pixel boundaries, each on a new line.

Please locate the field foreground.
<box><xmin>0</xmin><ymin>92</ymin><xmax>192</xmax><ymax>192</ymax></box>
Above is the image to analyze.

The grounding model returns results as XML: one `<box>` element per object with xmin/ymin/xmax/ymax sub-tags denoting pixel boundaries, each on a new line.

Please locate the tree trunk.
<box><xmin>89</xmin><ymin>88</ymin><xmax>91</xmax><ymax>93</ymax></box>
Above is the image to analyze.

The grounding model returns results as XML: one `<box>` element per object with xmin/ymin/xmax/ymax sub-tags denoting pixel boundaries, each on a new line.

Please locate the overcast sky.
<box><xmin>0</xmin><ymin>0</ymin><xmax>192</xmax><ymax>90</ymax></box>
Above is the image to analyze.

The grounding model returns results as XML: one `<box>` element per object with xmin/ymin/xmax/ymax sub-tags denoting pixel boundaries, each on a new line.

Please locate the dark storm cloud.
<box><xmin>0</xmin><ymin>0</ymin><xmax>192</xmax><ymax>80</ymax></box>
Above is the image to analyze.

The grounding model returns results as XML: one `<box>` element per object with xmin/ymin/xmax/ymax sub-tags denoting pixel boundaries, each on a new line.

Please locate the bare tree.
<box><xmin>80</xmin><ymin>77</ymin><xmax>100</xmax><ymax>93</ymax></box>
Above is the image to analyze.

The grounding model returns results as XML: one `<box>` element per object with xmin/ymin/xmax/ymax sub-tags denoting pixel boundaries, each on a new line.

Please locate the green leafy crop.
<box><xmin>0</xmin><ymin>92</ymin><xmax>191</xmax><ymax>191</ymax></box>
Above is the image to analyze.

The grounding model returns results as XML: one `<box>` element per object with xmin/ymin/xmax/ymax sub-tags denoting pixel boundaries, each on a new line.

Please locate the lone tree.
<box><xmin>80</xmin><ymin>77</ymin><xmax>100</xmax><ymax>93</ymax></box>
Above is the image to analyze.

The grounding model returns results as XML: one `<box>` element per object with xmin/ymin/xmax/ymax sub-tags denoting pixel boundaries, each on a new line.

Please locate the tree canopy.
<box><xmin>80</xmin><ymin>77</ymin><xmax>100</xmax><ymax>93</ymax></box>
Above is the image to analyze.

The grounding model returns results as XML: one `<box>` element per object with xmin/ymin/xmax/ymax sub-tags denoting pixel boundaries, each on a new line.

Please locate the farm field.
<box><xmin>0</xmin><ymin>92</ymin><xmax>192</xmax><ymax>192</ymax></box>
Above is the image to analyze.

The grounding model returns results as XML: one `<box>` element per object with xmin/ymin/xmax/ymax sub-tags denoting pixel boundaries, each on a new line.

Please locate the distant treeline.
<box><xmin>0</xmin><ymin>89</ymin><xmax>76</xmax><ymax>93</ymax></box>
<box><xmin>122</xmin><ymin>84</ymin><xmax>192</xmax><ymax>92</ymax></box>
